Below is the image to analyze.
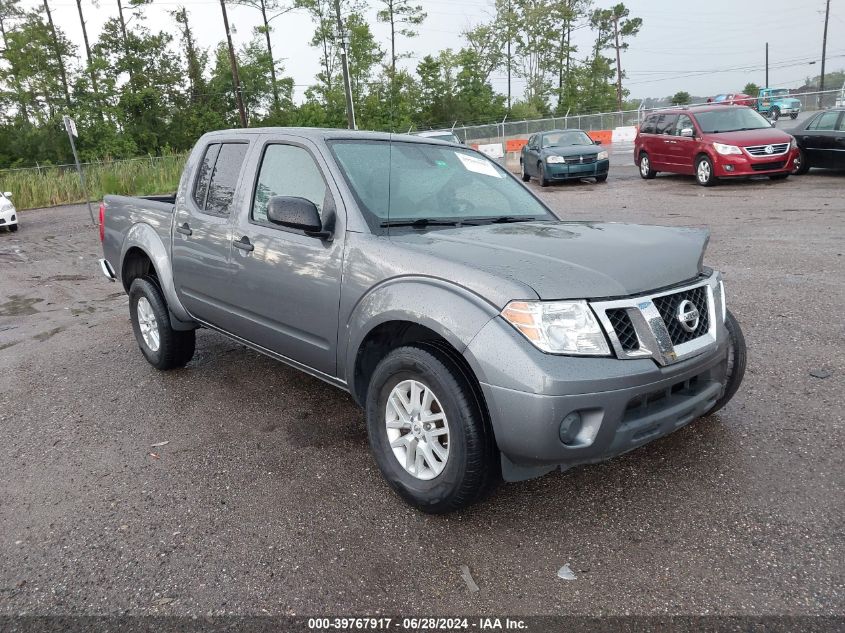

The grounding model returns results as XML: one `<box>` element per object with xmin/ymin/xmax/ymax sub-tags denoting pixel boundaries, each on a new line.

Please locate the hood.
<box><xmin>702</xmin><ymin>126</ymin><xmax>793</xmax><ymax>145</ymax></box>
<box><xmin>390</xmin><ymin>221</ymin><xmax>709</xmax><ymax>300</ymax></box>
<box><xmin>543</xmin><ymin>145</ymin><xmax>600</xmax><ymax>158</ymax></box>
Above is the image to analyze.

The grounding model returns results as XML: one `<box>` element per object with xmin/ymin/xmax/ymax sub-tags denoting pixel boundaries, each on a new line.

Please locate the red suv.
<box><xmin>634</xmin><ymin>105</ymin><xmax>798</xmax><ymax>186</ymax></box>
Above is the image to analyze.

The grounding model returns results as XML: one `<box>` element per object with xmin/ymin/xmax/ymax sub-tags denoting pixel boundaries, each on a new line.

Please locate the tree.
<box><xmin>592</xmin><ymin>3</ymin><xmax>641</xmax><ymax>112</ymax></box>
<box><xmin>74</xmin><ymin>0</ymin><xmax>98</xmax><ymax>98</ymax></box>
<box><xmin>742</xmin><ymin>82</ymin><xmax>760</xmax><ymax>97</ymax></box>
<box><xmin>376</xmin><ymin>0</ymin><xmax>426</xmax><ymax>76</ymax></box>
<box><xmin>230</xmin><ymin>0</ymin><xmax>293</xmax><ymax>113</ymax></box>
<box><xmin>511</xmin><ymin>0</ymin><xmax>557</xmax><ymax>113</ymax></box>
<box><xmin>550</xmin><ymin>0</ymin><xmax>590</xmax><ymax>114</ymax></box>
<box><xmin>0</xmin><ymin>0</ymin><xmax>29</xmax><ymax>120</ymax></box>
<box><xmin>671</xmin><ymin>90</ymin><xmax>690</xmax><ymax>105</ymax></box>
<box><xmin>41</xmin><ymin>0</ymin><xmax>71</xmax><ymax>108</ymax></box>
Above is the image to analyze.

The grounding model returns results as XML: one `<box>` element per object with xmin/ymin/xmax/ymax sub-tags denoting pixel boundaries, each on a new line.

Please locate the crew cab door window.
<box><xmin>193</xmin><ymin>143</ymin><xmax>220</xmax><ymax>209</ymax></box>
<box><xmin>205</xmin><ymin>143</ymin><xmax>249</xmax><ymax>215</ymax></box>
<box><xmin>251</xmin><ymin>144</ymin><xmax>328</xmax><ymax>225</ymax></box>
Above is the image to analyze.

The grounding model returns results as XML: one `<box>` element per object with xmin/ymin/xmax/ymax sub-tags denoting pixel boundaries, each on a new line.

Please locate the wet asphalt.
<box><xmin>0</xmin><ymin>166</ymin><xmax>842</xmax><ymax>617</ymax></box>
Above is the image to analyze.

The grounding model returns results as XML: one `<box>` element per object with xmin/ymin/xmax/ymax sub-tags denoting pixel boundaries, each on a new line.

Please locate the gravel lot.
<box><xmin>1</xmin><ymin>165</ymin><xmax>843</xmax><ymax>618</ymax></box>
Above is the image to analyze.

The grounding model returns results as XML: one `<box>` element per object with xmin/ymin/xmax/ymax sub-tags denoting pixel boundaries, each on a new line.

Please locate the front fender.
<box><xmin>342</xmin><ymin>276</ymin><xmax>501</xmax><ymax>384</ymax></box>
<box><xmin>120</xmin><ymin>222</ymin><xmax>192</xmax><ymax>324</ymax></box>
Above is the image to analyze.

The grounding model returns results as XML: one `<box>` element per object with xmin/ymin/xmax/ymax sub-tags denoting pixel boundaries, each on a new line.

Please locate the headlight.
<box><xmin>597</xmin><ymin>150</ymin><xmax>609</xmax><ymax>160</ymax></box>
<box><xmin>718</xmin><ymin>280</ymin><xmax>727</xmax><ymax>322</ymax></box>
<box><xmin>713</xmin><ymin>142</ymin><xmax>742</xmax><ymax>155</ymax></box>
<box><xmin>546</xmin><ymin>155</ymin><xmax>565</xmax><ymax>164</ymax></box>
<box><xmin>501</xmin><ymin>300</ymin><xmax>610</xmax><ymax>355</ymax></box>
<box><xmin>790</xmin><ymin>137</ymin><xmax>797</xmax><ymax>149</ymax></box>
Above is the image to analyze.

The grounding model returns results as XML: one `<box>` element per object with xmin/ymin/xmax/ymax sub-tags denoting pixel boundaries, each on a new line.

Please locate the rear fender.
<box><xmin>120</xmin><ymin>222</ymin><xmax>193</xmax><ymax>326</ymax></box>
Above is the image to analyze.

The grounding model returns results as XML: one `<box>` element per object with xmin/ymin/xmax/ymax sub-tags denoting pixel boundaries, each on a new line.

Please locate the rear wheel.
<box><xmin>520</xmin><ymin>161</ymin><xmax>530</xmax><ymax>182</ymax></box>
<box><xmin>129</xmin><ymin>277</ymin><xmax>195</xmax><ymax>370</ymax></box>
<box><xmin>639</xmin><ymin>152</ymin><xmax>656</xmax><ymax>179</ymax></box>
<box><xmin>695</xmin><ymin>155</ymin><xmax>717</xmax><ymax>186</ymax></box>
<box><xmin>365</xmin><ymin>345</ymin><xmax>498</xmax><ymax>513</ymax></box>
<box><xmin>790</xmin><ymin>112</ymin><xmax>798</xmax><ymax>120</ymax></box>
<box><xmin>792</xmin><ymin>148</ymin><xmax>810</xmax><ymax>175</ymax></box>
<box><xmin>705</xmin><ymin>310</ymin><xmax>746</xmax><ymax>416</ymax></box>
<box><xmin>538</xmin><ymin>162</ymin><xmax>549</xmax><ymax>187</ymax></box>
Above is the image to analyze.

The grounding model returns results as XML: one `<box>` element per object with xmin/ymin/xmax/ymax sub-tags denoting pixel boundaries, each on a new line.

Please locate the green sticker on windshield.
<box><xmin>435</xmin><ymin>160</ymin><xmax>448</xmax><ymax>168</ymax></box>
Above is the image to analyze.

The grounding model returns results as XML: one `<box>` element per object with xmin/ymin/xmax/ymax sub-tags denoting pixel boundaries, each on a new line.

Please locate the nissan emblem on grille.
<box><xmin>677</xmin><ymin>299</ymin><xmax>700</xmax><ymax>333</ymax></box>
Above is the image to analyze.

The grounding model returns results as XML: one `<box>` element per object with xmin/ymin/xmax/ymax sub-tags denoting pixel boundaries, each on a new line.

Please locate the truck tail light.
<box><xmin>98</xmin><ymin>202</ymin><xmax>105</xmax><ymax>242</ymax></box>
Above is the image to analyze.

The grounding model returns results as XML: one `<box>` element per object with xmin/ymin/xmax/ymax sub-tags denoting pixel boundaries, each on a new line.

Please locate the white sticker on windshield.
<box><xmin>455</xmin><ymin>152</ymin><xmax>504</xmax><ymax>178</ymax></box>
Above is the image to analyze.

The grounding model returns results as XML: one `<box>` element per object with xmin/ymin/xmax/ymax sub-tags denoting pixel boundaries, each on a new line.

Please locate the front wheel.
<box><xmin>365</xmin><ymin>345</ymin><xmax>498</xmax><ymax>513</ymax></box>
<box><xmin>520</xmin><ymin>161</ymin><xmax>530</xmax><ymax>182</ymax></box>
<box><xmin>8</xmin><ymin>224</ymin><xmax>18</xmax><ymax>232</ymax></box>
<box><xmin>538</xmin><ymin>163</ymin><xmax>549</xmax><ymax>187</ymax></box>
<box><xmin>129</xmin><ymin>277</ymin><xmax>195</xmax><ymax>370</ymax></box>
<box><xmin>769</xmin><ymin>107</ymin><xmax>780</xmax><ymax>122</ymax></box>
<box><xmin>595</xmin><ymin>173</ymin><xmax>608</xmax><ymax>183</ymax></box>
<box><xmin>792</xmin><ymin>148</ymin><xmax>810</xmax><ymax>175</ymax></box>
<box><xmin>695</xmin><ymin>155</ymin><xmax>717</xmax><ymax>186</ymax></box>
<box><xmin>639</xmin><ymin>152</ymin><xmax>656</xmax><ymax>179</ymax></box>
<box><xmin>705</xmin><ymin>310</ymin><xmax>747</xmax><ymax>416</ymax></box>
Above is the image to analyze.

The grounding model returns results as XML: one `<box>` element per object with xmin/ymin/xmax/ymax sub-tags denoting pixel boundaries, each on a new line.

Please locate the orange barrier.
<box><xmin>505</xmin><ymin>139</ymin><xmax>528</xmax><ymax>152</ymax></box>
<box><xmin>587</xmin><ymin>130</ymin><xmax>613</xmax><ymax>144</ymax></box>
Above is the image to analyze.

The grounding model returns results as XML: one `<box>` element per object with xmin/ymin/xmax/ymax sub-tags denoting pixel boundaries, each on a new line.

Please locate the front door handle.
<box><xmin>664</xmin><ymin>139</ymin><xmax>677</xmax><ymax>144</ymax></box>
<box><xmin>233</xmin><ymin>236</ymin><xmax>254</xmax><ymax>252</ymax></box>
<box><xmin>176</xmin><ymin>222</ymin><xmax>192</xmax><ymax>236</ymax></box>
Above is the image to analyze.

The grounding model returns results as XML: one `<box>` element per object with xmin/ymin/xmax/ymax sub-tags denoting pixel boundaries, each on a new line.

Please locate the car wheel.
<box><xmin>538</xmin><ymin>162</ymin><xmax>549</xmax><ymax>187</ymax></box>
<box><xmin>595</xmin><ymin>173</ymin><xmax>608</xmax><ymax>183</ymax></box>
<box><xmin>695</xmin><ymin>155</ymin><xmax>717</xmax><ymax>186</ymax></box>
<box><xmin>769</xmin><ymin>107</ymin><xmax>780</xmax><ymax>122</ymax></box>
<box><xmin>790</xmin><ymin>112</ymin><xmax>798</xmax><ymax>120</ymax></box>
<box><xmin>8</xmin><ymin>224</ymin><xmax>18</xmax><ymax>232</ymax></box>
<box><xmin>638</xmin><ymin>152</ymin><xmax>656</xmax><ymax>179</ymax></box>
<box><xmin>365</xmin><ymin>344</ymin><xmax>498</xmax><ymax>513</ymax></box>
<box><xmin>129</xmin><ymin>277</ymin><xmax>196</xmax><ymax>370</ymax></box>
<box><xmin>704</xmin><ymin>310</ymin><xmax>747</xmax><ymax>417</ymax></box>
<box><xmin>769</xmin><ymin>173</ymin><xmax>789</xmax><ymax>181</ymax></box>
<box><xmin>521</xmin><ymin>161</ymin><xmax>530</xmax><ymax>182</ymax></box>
<box><xmin>792</xmin><ymin>148</ymin><xmax>810</xmax><ymax>175</ymax></box>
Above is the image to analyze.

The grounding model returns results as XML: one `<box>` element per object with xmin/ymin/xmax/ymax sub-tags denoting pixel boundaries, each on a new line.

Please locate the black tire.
<box><xmin>790</xmin><ymin>112</ymin><xmax>798</xmax><ymax>120</ymax></box>
<box><xmin>365</xmin><ymin>344</ymin><xmax>498</xmax><ymax>513</ymax></box>
<box><xmin>792</xmin><ymin>148</ymin><xmax>810</xmax><ymax>175</ymax></box>
<box><xmin>538</xmin><ymin>162</ymin><xmax>549</xmax><ymax>187</ymax></box>
<box><xmin>769</xmin><ymin>107</ymin><xmax>780</xmax><ymax>122</ymax></box>
<box><xmin>8</xmin><ymin>224</ymin><xmax>18</xmax><ymax>232</ymax></box>
<box><xmin>638</xmin><ymin>152</ymin><xmax>656</xmax><ymax>179</ymax></box>
<box><xmin>769</xmin><ymin>173</ymin><xmax>789</xmax><ymax>181</ymax></box>
<box><xmin>595</xmin><ymin>173</ymin><xmax>608</xmax><ymax>183</ymax></box>
<box><xmin>695</xmin><ymin>155</ymin><xmax>717</xmax><ymax>187</ymax></box>
<box><xmin>705</xmin><ymin>310</ymin><xmax>747</xmax><ymax>417</ymax></box>
<box><xmin>520</xmin><ymin>161</ymin><xmax>530</xmax><ymax>182</ymax></box>
<box><xmin>128</xmin><ymin>277</ymin><xmax>195</xmax><ymax>370</ymax></box>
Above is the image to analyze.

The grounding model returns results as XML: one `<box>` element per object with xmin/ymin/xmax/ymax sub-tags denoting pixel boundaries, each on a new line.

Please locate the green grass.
<box><xmin>0</xmin><ymin>154</ymin><xmax>187</xmax><ymax>210</ymax></box>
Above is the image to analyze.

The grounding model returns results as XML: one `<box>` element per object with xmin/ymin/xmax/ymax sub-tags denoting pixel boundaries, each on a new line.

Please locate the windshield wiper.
<box><xmin>461</xmin><ymin>216</ymin><xmax>536</xmax><ymax>225</ymax></box>
<box><xmin>380</xmin><ymin>218</ymin><xmax>460</xmax><ymax>228</ymax></box>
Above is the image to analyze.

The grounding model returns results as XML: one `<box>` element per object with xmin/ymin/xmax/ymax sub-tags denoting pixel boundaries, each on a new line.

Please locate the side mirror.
<box><xmin>594</xmin><ymin>140</ymin><xmax>602</xmax><ymax>145</ymax></box>
<box><xmin>2</xmin><ymin>191</ymin><xmax>11</xmax><ymax>198</ymax></box>
<box><xmin>680</xmin><ymin>128</ymin><xmax>694</xmax><ymax>138</ymax></box>
<box><xmin>267</xmin><ymin>196</ymin><xmax>328</xmax><ymax>238</ymax></box>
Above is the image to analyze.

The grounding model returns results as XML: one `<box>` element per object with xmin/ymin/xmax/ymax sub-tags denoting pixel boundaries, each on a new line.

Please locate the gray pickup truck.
<box><xmin>99</xmin><ymin>128</ymin><xmax>746</xmax><ymax>513</ymax></box>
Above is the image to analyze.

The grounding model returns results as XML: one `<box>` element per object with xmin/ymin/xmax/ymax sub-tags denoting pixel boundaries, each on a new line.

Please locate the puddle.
<box><xmin>32</xmin><ymin>326</ymin><xmax>65</xmax><ymax>342</ymax></box>
<box><xmin>0</xmin><ymin>295</ymin><xmax>43</xmax><ymax>317</ymax></box>
<box><xmin>46</xmin><ymin>274</ymin><xmax>88</xmax><ymax>282</ymax></box>
<box><xmin>71</xmin><ymin>305</ymin><xmax>96</xmax><ymax>316</ymax></box>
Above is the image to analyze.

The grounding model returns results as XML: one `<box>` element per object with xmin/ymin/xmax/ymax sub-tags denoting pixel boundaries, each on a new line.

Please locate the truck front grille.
<box><xmin>745</xmin><ymin>143</ymin><xmax>789</xmax><ymax>157</ymax></box>
<box><xmin>606</xmin><ymin>309</ymin><xmax>639</xmax><ymax>350</ymax></box>
<box><xmin>652</xmin><ymin>286</ymin><xmax>710</xmax><ymax>345</ymax></box>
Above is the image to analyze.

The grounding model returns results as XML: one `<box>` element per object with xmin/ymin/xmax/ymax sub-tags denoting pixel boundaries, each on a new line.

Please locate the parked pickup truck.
<box><xmin>99</xmin><ymin>128</ymin><xmax>746</xmax><ymax>513</ymax></box>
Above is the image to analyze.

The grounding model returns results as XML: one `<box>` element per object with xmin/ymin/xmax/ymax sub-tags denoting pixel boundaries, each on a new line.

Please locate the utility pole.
<box><xmin>765</xmin><ymin>42</ymin><xmax>768</xmax><ymax>87</ymax></box>
<box><xmin>819</xmin><ymin>0</ymin><xmax>830</xmax><ymax>108</ymax></box>
<box><xmin>506</xmin><ymin>0</ymin><xmax>511</xmax><ymax>112</ymax></box>
<box><xmin>219</xmin><ymin>0</ymin><xmax>248</xmax><ymax>128</ymax></box>
<box><xmin>333</xmin><ymin>0</ymin><xmax>356</xmax><ymax>129</ymax></box>
<box><xmin>42</xmin><ymin>0</ymin><xmax>71</xmax><ymax>108</ymax></box>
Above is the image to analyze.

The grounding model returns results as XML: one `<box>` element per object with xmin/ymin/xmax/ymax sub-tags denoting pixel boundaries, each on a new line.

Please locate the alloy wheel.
<box><xmin>697</xmin><ymin>159</ymin><xmax>711</xmax><ymax>184</ymax></box>
<box><xmin>385</xmin><ymin>379</ymin><xmax>450</xmax><ymax>480</ymax></box>
<box><xmin>640</xmin><ymin>155</ymin><xmax>650</xmax><ymax>177</ymax></box>
<box><xmin>136</xmin><ymin>296</ymin><xmax>160</xmax><ymax>352</ymax></box>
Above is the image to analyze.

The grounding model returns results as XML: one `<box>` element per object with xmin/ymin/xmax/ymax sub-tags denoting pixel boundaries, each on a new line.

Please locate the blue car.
<box><xmin>520</xmin><ymin>129</ymin><xmax>610</xmax><ymax>186</ymax></box>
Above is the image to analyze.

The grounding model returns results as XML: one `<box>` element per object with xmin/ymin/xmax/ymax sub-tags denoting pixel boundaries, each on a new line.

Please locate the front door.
<box><xmin>800</xmin><ymin>110</ymin><xmax>843</xmax><ymax>168</ymax></box>
<box><xmin>172</xmin><ymin>141</ymin><xmax>250</xmax><ymax>329</ymax></box>
<box><xmin>523</xmin><ymin>135</ymin><xmax>540</xmax><ymax>175</ymax></box>
<box><xmin>225</xmin><ymin>138</ymin><xmax>344</xmax><ymax>377</ymax></box>
<box><xmin>651</xmin><ymin>114</ymin><xmax>678</xmax><ymax>169</ymax></box>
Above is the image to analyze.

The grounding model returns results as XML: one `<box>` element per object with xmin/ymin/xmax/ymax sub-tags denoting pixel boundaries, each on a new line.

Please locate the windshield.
<box><xmin>770</xmin><ymin>89</ymin><xmax>789</xmax><ymax>96</ymax></box>
<box><xmin>542</xmin><ymin>131</ymin><xmax>594</xmax><ymax>147</ymax></box>
<box><xmin>329</xmin><ymin>140</ymin><xmax>554</xmax><ymax>231</ymax></box>
<box><xmin>694</xmin><ymin>108</ymin><xmax>772</xmax><ymax>133</ymax></box>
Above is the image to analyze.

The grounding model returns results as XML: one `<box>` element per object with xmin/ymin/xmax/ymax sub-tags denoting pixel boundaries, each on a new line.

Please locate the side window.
<box><xmin>205</xmin><ymin>143</ymin><xmax>249</xmax><ymax>215</ymax></box>
<box><xmin>252</xmin><ymin>144</ymin><xmax>328</xmax><ymax>224</ymax></box>
<box><xmin>675</xmin><ymin>114</ymin><xmax>694</xmax><ymax>135</ymax></box>
<box><xmin>657</xmin><ymin>114</ymin><xmax>678</xmax><ymax>135</ymax></box>
<box><xmin>640</xmin><ymin>116</ymin><xmax>656</xmax><ymax>134</ymax></box>
<box><xmin>528</xmin><ymin>135</ymin><xmax>536</xmax><ymax>149</ymax></box>
<box><xmin>809</xmin><ymin>111</ymin><xmax>839</xmax><ymax>131</ymax></box>
<box><xmin>193</xmin><ymin>143</ymin><xmax>220</xmax><ymax>209</ymax></box>
<box><xmin>837</xmin><ymin>113</ymin><xmax>845</xmax><ymax>132</ymax></box>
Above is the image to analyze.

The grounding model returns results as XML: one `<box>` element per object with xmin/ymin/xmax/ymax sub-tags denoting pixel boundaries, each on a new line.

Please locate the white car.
<box><xmin>0</xmin><ymin>191</ymin><xmax>17</xmax><ymax>232</ymax></box>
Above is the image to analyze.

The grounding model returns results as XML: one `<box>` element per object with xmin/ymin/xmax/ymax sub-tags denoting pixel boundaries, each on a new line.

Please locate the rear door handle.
<box><xmin>233</xmin><ymin>236</ymin><xmax>254</xmax><ymax>252</ymax></box>
<box><xmin>176</xmin><ymin>222</ymin><xmax>192</xmax><ymax>236</ymax></box>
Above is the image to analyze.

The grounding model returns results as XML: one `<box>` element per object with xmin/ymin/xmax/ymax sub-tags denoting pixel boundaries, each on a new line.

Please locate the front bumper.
<box><xmin>0</xmin><ymin>207</ymin><xmax>17</xmax><ymax>226</ymax></box>
<box><xmin>464</xmin><ymin>309</ymin><xmax>730</xmax><ymax>481</ymax></box>
<box><xmin>545</xmin><ymin>158</ymin><xmax>610</xmax><ymax>180</ymax></box>
<box><xmin>714</xmin><ymin>149</ymin><xmax>797</xmax><ymax>177</ymax></box>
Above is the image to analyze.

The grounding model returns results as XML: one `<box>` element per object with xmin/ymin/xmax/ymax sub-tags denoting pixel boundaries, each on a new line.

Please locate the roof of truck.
<box><xmin>201</xmin><ymin>127</ymin><xmax>451</xmax><ymax>144</ymax></box>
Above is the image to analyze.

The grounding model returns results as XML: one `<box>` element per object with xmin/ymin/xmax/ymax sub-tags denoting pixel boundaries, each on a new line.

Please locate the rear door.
<box><xmin>224</xmin><ymin>136</ymin><xmax>345</xmax><ymax>376</ymax></box>
<box><xmin>664</xmin><ymin>113</ymin><xmax>697</xmax><ymax>174</ymax></box>
<box><xmin>834</xmin><ymin>112</ymin><xmax>845</xmax><ymax>168</ymax></box>
<box><xmin>172</xmin><ymin>140</ymin><xmax>250</xmax><ymax>328</ymax></box>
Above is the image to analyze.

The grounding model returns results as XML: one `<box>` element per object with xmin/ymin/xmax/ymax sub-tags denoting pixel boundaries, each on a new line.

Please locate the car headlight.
<box><xmin>713</xmin><ymin>142</ymin><xmax>742</xmax><ymax>155</ymax></box>
<box><xmin>546</xmin><ymin>155</ymin><xmax>565</xmax><ymax>164</ymax></box>
<box><xmin>501</xmin><ymin>300</ymin><xmax>610</xmax><ymax>355</ymax></box>
<box><xmin>597</xmin><ymin>150</ymin><xmax>609</xmax><ymax>160</ymax></box>
<box><xmin>790</xmin><ymin>137</ymin><xmax>797</xmax><ymax>149</ymax></box>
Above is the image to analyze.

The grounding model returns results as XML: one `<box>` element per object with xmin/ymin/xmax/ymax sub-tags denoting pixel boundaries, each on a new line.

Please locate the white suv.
<box><xmin>0</xmin><ymin>191</ymin><xmax>17</xmax><ymax>232</ymax></box>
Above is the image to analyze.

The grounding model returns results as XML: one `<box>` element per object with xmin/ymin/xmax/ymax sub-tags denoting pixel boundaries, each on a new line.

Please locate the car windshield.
<box><xmin>770</xmin><ymin>89</ymin><xmax>789</xmax><ymax>96</ymax></box>
<box><xmin>542</xmin><ymin>131</ymin><xmax>594</xmax><ymax>147</ymax></box>
<box><xmin>329</xmin><ymin>140</ymin><xmax>554</xmax><ymax>232</ymax></box>
<box><xmin>694</xmin><ymin>108</ymin><xmax>772</xmax><ymax>133</ymax></box>
<box><xmin>713</xmin><ymin>94</ymin><xmax>728</xmax><ymax>102</ymax></box>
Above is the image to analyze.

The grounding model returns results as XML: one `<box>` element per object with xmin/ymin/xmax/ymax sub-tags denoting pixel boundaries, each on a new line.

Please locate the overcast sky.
<box><xmin>26</xmin><ymin>0</ymin><xmax>845</xmax><ymax>104</ymax></box>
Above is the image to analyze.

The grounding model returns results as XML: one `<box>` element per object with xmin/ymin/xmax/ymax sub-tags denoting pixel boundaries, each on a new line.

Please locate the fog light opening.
<box><xmin>724</xmin><ymin>165</ymin><xmax>734</xmax><ymax>172</ymax></box>
<box><xmin>559</xmin><ymin>412</ymin><xmax>583</xmax><ymax>446</ymax></box>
